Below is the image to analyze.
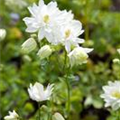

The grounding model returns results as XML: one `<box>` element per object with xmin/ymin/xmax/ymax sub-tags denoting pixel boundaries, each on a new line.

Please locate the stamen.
<box><xmin>65</xmin><ymin>29</ymin><xmax>71</xmax><ymax>39</ymax></box>
<box><xmin>112</xmin><ymin>91</ymin><xmax>120</xmax><ymax>99</ymax></box>
<box><xmin>43</xmin><ymin>15</ymin><xmax>49</xmax><ymax>23</ymax></box>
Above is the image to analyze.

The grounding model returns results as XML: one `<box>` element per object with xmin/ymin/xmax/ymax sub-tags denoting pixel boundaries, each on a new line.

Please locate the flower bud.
<box><xmin>113</xmin><ymin>58</ymin><xmax>120</xmax><ymax>64</ymax></box>
<box><xmin>37</xmin><ymin>45</ymin><xmax>52</xmax><ymax>60</ymax></box>
<box><xmin>52</xmin><ymin>112</ymin><xmax>65</xmax><ymax>120</ymax></box>
<box><xmin>21</xmin><ymin>38</ymin><xmax>37</xmax><ymax>53</ymax></box>
<box><xmin>0</xmin><ymin>29</ymin><xmax>6</xmax><ymax>41</ymax></box>
<box><xmin>68</xmin><ymin>47</ymin><xmax>93</xmax><ymax>67</ymax></box>
<box><xmin>117</xmin><ymin>49</ymin><xmax>120</xmax><ymax>54</ymax></box>
<box><xmin>23</xmin><ymin>55</ymin><xmax>32</xmax><ymax>62</ymax></box>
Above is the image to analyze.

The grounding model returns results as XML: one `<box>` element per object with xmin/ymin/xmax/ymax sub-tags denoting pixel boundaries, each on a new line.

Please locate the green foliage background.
<box><xmin>0</xmin><ymin>0</ymin><xmax>120</xmax><ymax>120</ymax></box>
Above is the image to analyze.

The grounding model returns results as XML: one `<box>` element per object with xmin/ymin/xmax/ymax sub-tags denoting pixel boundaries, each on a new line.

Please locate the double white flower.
<box><xmin>23</xmin><ymin>0</ymin><xmax>84</xmax><ymax>51</ymax></box>
<box><xmin>28</xmin><ymin>82</ymin><xmax>54</xmax><ymax>102</ymax></box>
<box><xmin>23</xmin><ymin>0</ymin><xmax>61</xmax><ymax>44</ymax></box>
<box><xmin>4</xmin><ymin>110</ymin><xmax>19</xmax><ymax>120</ymax></box>
<box><xmin>100</xmin><ymin>81</ymin><xmax>120</xmax><ymax>110</ymax></box>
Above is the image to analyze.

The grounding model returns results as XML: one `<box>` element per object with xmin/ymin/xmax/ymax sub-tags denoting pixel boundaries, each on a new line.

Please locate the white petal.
<box><xmin>38</xmin><ymin>0</ymin><xmax>45</xmax><ymax>7</ymax></box>
<box><xmin>28</xmin><ymin>3</ymin><xmax>39</xmax><ymax>17</ymax></box>
<box><xmin>38</xmin><ymin>29</ymin><xmax>45</xmax><ymax>41</ymax></box>
<box><xmin>65</xmin><ymin>42</ymin><xmax>71</xmax><ymax>53</ymax></box>
<box><xmin>76</xmin><ymin>38</ymin><xmax>84</xmax><ymax>43</ymax></box>
<box><xmin>84</xmin><ymin>48</ymin><xmax>93</xmax><ymax>53</ymax></box>
<box><xmin>71</xmin><ymin>20</ymin><xmax>82</xmax><ymax>36</ymax></box>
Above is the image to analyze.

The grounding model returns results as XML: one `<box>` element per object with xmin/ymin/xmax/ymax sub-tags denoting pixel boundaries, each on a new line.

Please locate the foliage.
<box><xmin>0</xmin><ymin>0</ymin><xmax>120</xmax><ymax>120</ymax></box>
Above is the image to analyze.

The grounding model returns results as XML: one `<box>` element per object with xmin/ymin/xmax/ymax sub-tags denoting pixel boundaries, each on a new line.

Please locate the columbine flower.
<box><xmin>117</xmin><ymin>49</ymin><xmax>120</xmax><ymax>54</ymax></box>
<box><xmin>5</xmin><ymin>0</ymin><xmax>27</xmax><ymax>9</ymax></box>
<box><xmin>68</xmin><ymin>47</ymin><xmax>93</xmax><ymax>67</ymax></box>
<box><xmin>21</xmin><ymin>38</ymin><xmax>37</xmax><ymax>53</ymax></box>
<box><xmin>0</xmin><ymin>29</ymin><xmax>6</xmax><ymax>41</ymax></box>
<box><xmin>37</xmin><ymin>45</ymin><xmax>52</xmax><ymax>60</ymax></box>
<box><xmin>28</xmin><ymin>82</ymin><xmax>54</xmax><ymax>102</ymax></box>
<box><xmin>61</xmin><ymin>20</ymin><xmax>84</xmax><ymax>52</ymax></box>
<box><xmin>52</xmin><ymin>112</ymin><xmax>65</xmax><ymax>120</ymax></box>
<box><xmin>4</xmin><ymin>110</ymin><xmax>19</xmax><ymax>120</ymax></box>
<box><xmin>100</xmin><ymin>81</ymin><xmax>120</xmax><ymax>110</ymax></box>
<box><xmin>23</xmin><ymin>0</ymin><xmax>60</xmax><ymax>43</ymax></box>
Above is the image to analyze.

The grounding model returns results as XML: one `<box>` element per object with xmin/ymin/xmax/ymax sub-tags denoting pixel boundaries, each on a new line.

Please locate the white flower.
<box><xmin>23</xmin><ymin>0</ymin><xmax>61</xmax><ymax>43</ymax></box>
<box><xmin>21</xmin><ymin>38</ymin><xmax>37</xmax><ymax>53</ymax></box>
<box><xmin>61</xmin><ymin>20</ymin><xmax>84</xmax><ymax>52</ymax></box>
<box><xmin>52</xmin><ymin>112</ymin><xmax>65</xmax><ymax>120</ymax></box>
<box><xmin>0</xmin><ymin>29</ymin><xmax>6</xmax><ymax>41</ymax></box>
<box><xmin>37</xmin><ymin>45</ymin><xmax>52</xmax><ymax>60</ymax></box>
<box><xmin>68</xmin><ymin>47</ymin><xmax>93</xmax><ymax>67</ymax></box>
<box><xmin>113</xmin><ymin>58</ymin><xmax>120</xmax><ymax>64</ymax></box>
<box><xmin>28</xmin><ymin>82</ymin><xmax>54</xmax><ymax>102</ymax></box>
<box><xmin>117</xmin><ymin>49</ymin><xmax>120</xmax><ymax>54</ymax></box>
<box><xmin>5</xmin><ymin>0</ymin><xmax>27</xmax><ymax>9</ymax></box>
<box><xmin>45</xmin><ymin>10</ymin><xmax>74</xmax><ymax>45</ymax></box>
<box><xmin>4</xmin><ymin>110</ymin><xmax>19</xmax><ymax>120</ymax></box>
<box><xmin>100</xmin><ymin>81</ymin><xmax>120</xmax><ymax>110</ymax></box>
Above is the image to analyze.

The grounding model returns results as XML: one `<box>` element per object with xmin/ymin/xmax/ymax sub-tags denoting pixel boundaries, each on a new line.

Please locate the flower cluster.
<box><xmin>100</xmin><ymin>81</ymin><xmax>120</xmax><ymax>111</ymax></box>
<box><xmin>22</xmin><ymin>0</ymin><xmax>93</xmax><ymax>66</ymax></box>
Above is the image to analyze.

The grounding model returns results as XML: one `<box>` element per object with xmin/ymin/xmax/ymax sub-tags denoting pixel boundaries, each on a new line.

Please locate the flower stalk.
<box><xmin>64</xmin><ymin>50</ymin><xmax>71</xmax><ymax>118</ymax></box>
<box><xmin>38</xmin><ymin>103</ymin><xmax>41</xmax><ymax>120</ymax></box>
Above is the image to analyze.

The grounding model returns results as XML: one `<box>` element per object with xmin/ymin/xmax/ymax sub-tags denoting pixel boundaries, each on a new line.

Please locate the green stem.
<box><xmin>63</xmin><ymin>50</ymin><xmax>67</xmax><ymax>71</ymax></box>
<box><xmin>64</xmin><ymin>50</ymin><xmax>70</xmax><ymax>118</ymax></box>
<box><xmin>65</xmin><ymin>74</ymin><xmax>70</xmax><ymax>115</ymax></box>
<box><xmin>117</xmin><ymin>111</ymin><xmax>120</xmax><ymax>120</ymax></box>
<box><xmin>85</xmin><ymin>25</ymin><xmax>89</xmax><ymax>41</ymax></box>
<box><xmin>38</xmin><ymin>103</ymin><xmax>41</xmax><ymax>120</ymax></box>
<box><xmin>35</xmin><ymin>38</ymin><xmax>40</xmax><ymax>49</ymax></box>
<box><xmin>85</xmin><ymin>0</ymin><xmax>89</xmax><ymax>41</ymax></box>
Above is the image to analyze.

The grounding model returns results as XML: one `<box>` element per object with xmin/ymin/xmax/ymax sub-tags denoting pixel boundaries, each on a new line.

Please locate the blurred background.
<box><xmin>0</xmin><ymin>0</ymin><xmax>120</xmax><ymax>120</ymax></box>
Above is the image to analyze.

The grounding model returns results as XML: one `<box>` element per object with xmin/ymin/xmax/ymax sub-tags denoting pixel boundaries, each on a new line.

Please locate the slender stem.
<box><xmin>64</xmin><ymin>50</ymin><xmax>70</xmax><ymax>118</ymax></box>
<box><xmin>35</xmin><ymin>38</ymin><xmax>40</xmax><ymax>49</ymax></box>
<box><xmin>85</xmin><ymin>25</ymin><xmax>89</xmax><ymax>41</ymax></box>
<box><xmin>117</xmin><ymin>110</ymin><xmax>120</xmax><ymax>120</ymax></box>
<box><xmin>63</xmin><ymin>50</ymin><xmax>67</xmax><ymax>71</ymax></box>
<box><xmin>47</xmin><ymin>101</ymin><xmax>52</xmax><ymax>120</ymax></box>
<box><xmin>65</xmin><ymin>74</ymin><xmax>70</xmax><ymax>115</ymax></box>
<box><xmin>38</xmin><ymin>103</ymin><xmax>41</xmax><ymax>120</ymax></box>
<box><xmin>85</xmin><ymin>0</ymin><xmax>89</xmax><ymax>41</ymax></box>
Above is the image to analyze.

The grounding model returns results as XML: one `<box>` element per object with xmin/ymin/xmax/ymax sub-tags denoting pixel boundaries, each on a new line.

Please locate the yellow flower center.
<box><xmin>65</xmin><ymin>29</ymin><xmax>71</xmax><ymax>38</ymax></box>
<box><xmin>43</xmin><ymin>15</ymin><xmax>50</xmax><ymax>23</ymax></box>
<box><xmin>112</xmin><ymin>91</ymin><xmax>120</xmax><ymax>99</ymax></box>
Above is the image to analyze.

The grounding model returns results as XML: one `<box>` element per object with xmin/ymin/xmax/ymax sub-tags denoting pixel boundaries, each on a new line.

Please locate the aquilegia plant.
<box><xmin>4</xmin><ymin>0</ymin><xmax>93</xmax><ymax>120</ymax></box>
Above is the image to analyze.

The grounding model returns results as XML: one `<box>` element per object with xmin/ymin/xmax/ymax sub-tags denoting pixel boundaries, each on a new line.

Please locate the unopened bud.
<box><xmin>37</xmin><ymin>45</ymin><xmax>52</xmax><ymax>60</ymax></box>
<box><xmin>0</xmin><ymin>29</ymin><xmax>6</xmax><ymax>41</ymax></box>
<box><xmin>52</xmin><ymin>112</ymin><xmax>65</xmax><ymax>120</ymax></box>
<box><xmin>21</xmin><ymin>38</ymin><xmax>37</xmax><ymax>53</ymax></box>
